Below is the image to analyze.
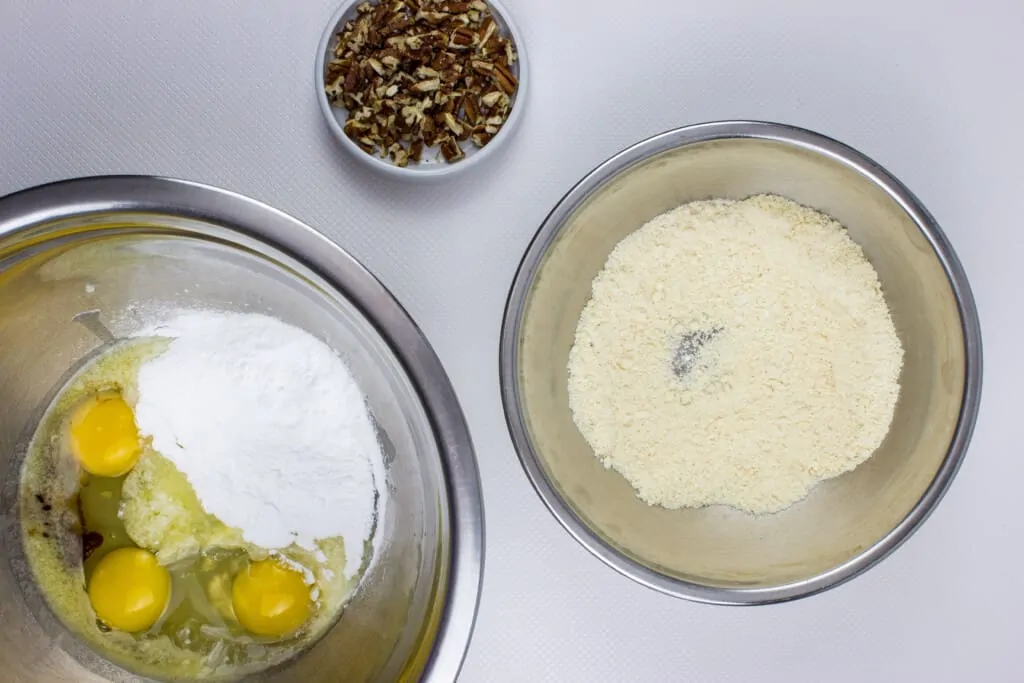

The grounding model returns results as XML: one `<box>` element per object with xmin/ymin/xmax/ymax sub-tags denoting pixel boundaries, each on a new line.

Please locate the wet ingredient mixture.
<box><xmin>567</xmin><ymin>195</ymin><xmax>904</xmax><ymax>515</ymax></box>
<box><xmin>20</xmin><ymin>311</ymin><xmax>387</xmax><ymax>679</ymax></box>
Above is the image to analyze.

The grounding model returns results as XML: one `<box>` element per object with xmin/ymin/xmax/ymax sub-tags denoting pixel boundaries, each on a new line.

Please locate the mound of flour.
<box><xmin>568</xmin><ymin>195</ymin><xmax>904</xmax><ymax>515</ymax></box>
<box><xmin>133</xmin><ymin>311</ymin><xmax>385</xmax><ymax>578</ymax></box>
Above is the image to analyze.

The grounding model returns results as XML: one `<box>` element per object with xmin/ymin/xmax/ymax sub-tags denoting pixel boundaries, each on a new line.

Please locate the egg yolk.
<box><xmin>69</xmin><ymin>392</ymin><xmax>142</xmax><ymax>477</ymax></box>
<box><xmin>231</xmin><ymin>559</ymin><xmax>312</xmax><ymax>637</ymax></box>
<box><xmin>88</xmin><ymin>548</ymin><xmax>171</xmax><ymax>632</ymax></box>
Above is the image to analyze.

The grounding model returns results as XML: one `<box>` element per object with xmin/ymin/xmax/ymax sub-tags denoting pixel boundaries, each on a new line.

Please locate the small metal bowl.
<box><xmin>314</xmin><ymin>0</ymin><xmax>529</xmax><ymax>181</ymax></box>
<box><xmin>500</xmin><ymin>121</ymin><xmax>983</xmax><ymax>605</ymax></box>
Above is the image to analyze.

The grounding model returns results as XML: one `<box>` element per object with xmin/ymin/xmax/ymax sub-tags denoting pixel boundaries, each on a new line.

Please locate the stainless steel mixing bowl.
<box><xmin>0</xmin><ymin>176</ymin><xmax>483</xmax><ymax>681</ymax></box>
<box><xmin>500</xmin><ymin>121</ymin><xmax>982</xmax><ymax>605</ymax></box>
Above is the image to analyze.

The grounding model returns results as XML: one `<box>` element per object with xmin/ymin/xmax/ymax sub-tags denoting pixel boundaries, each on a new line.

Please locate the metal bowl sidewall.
<box><xmin>499</xmin><ymin>120</ymin><xmax>983</xmax><ymax>605</ymax></box>
<box><xmin>0</xmin><ymin>175</ymin><xmax>485</xmax><ymax>679</ymax></box>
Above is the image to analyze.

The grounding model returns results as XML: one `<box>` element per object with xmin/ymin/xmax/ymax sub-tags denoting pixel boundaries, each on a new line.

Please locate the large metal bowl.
<box><xmin>0</xmin><ymin>176</ymin><xmax>483</xmax><ymax>681</ymax></box>
<box><xmin>500</xmin><ymin>121</ymin><xmax>982</xmax><ymax>605</ymax></box>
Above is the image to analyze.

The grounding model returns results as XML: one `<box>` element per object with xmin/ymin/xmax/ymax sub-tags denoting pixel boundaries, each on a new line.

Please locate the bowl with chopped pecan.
<box><xmin>316</xmin><ymin>0</ymin><xmax>528</xmax><ymax>179</ymax></box>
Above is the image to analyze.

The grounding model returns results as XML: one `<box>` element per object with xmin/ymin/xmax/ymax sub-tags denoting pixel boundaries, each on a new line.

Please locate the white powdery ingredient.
<box><xmin>133</xmin><ymin>311</ymin><xmax>385</xmax><ymax>578</ymax></box>
<box><xmin>568</xmin><ymin>195</ymin><xmax>904</xmax><ymax>515</ymax></box>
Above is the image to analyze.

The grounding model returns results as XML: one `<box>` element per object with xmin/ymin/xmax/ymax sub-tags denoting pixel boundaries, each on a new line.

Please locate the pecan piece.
<box><xmin>439</xmin><ymin>136</ymin><xmax>465</xmax><ymax>162</ymax></box>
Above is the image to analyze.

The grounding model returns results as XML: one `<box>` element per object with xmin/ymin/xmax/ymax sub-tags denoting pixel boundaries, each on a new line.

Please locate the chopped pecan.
<box><xmin>412</xmin><ymin>77</ymin><xmax>442</xmax><ymax>93</ymax></box>
<box><xmin>439</xmin><ymin>136</ymin><xmax>465</xmax><ymax>162</ymax></box>
<box><xmin>443</xmin><ymin>112</ymin><xmax>464</xmax><ymax>136</ymax></box>
<box><xmin>449</xmin><ymin>26</ymin><xmax>478</xmax><ymax>49</ymax></box>
<box><xmin>480</xmin><ymin>90</ymin><xmax>503</xmax><ymax>108</ymax></box>
<box><xmin>491</xmin><ymin>62</ymin><xmax>517</xmax><ymax>95</ymax></box>
<box><xmin>470</xmin><ymin>130</ymin><xmax>493</xmax><ymax>148</ymax></box>
<box><xmin>324</xmin><ymin>0</ymin><xmax>520</xmax><ymax>166</ymax></box>
<box><xmin>409</xmin><ymin>139</ymin><xmax>424</xmax><ymax>162</ymax></box>
<box><xmin>463</xmin><ymin>95</ymin><xmax>480</xmax><ymax>122</ymax></box>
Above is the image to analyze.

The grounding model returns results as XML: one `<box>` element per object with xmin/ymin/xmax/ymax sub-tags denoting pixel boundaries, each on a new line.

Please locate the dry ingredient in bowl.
<box><xmin>18</xmin><ymin>310</ymin><xmax>381</xmax><ymax>678</ymax></box>
<box><xmin>324</xmin><ymin>0</ymin><xmax>519</xmax><ymax>166</ymax></box>
<box><xmin>568</xmin><ymin>195</ymin><xmax>904</xmax><ymax>515</ymax></box>
<box><xmin>134</xmin><ymin>311</ymin><xmax>385</xmax><ymax>578</ymax></box>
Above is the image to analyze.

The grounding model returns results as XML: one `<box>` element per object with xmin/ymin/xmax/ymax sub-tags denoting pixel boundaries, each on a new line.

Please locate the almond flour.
<box><xmin>567</xmin><ymin>195</ymin><xmax>904</xmax><ymax>515</ymax></box>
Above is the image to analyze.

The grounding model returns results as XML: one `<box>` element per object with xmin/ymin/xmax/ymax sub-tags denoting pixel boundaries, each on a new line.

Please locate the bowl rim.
<box><xmin>0</xmin><ymin>175</ymin><xmax>486</xmax><ymax>679</ymax></box>
<box><xmin>313</xmin><ymin>0</ymin><xmax>530</xmax><ymax>181</ymax></box>
<box><xmin>498</xmin><ymin>119</ymin><xmax>984</xmax><ymax>606</ymax></box>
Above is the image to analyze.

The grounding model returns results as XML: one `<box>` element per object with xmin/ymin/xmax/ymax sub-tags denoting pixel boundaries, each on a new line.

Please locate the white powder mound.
<box><xmin>567</xmin><ymin>195</ymin><xmax>904</xmax><ymax>515</ymax></box>
<box><xmin>133</xmin><ymin>311</ymin><xmax>385</xmax><ymax>578</ymax></box>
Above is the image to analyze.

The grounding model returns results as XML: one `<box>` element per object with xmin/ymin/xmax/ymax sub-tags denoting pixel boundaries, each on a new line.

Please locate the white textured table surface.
<box><xmin>2</xmin><ymin>1</ymin><xmax>1022</xmax><ymax>681</ymax></box>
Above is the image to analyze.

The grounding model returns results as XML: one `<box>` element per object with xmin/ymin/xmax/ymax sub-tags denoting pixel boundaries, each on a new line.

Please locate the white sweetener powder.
<box><xmin>133</xmin><ymin>311</ymin><xmax>385</xmax><ymax>578</ymax></box>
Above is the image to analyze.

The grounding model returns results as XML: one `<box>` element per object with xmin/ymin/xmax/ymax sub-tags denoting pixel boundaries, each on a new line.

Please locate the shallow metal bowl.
<box><xmin>500</xmin><ymin>121</ymin><xmax>982</xmax><ymax>605</ymax></box>
<box><xmin>0</xmin><ymin>176</ymin><xmax>483</xmax><ymax>681</ymax></box>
